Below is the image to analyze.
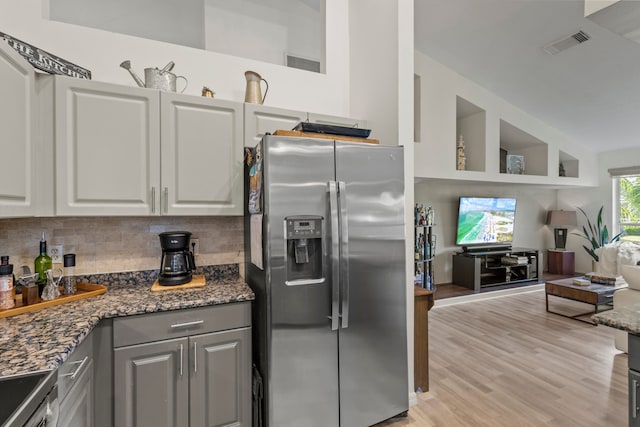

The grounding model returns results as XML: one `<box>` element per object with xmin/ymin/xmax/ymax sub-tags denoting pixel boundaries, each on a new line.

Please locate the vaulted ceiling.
<box><xmin>414</xmin><ymin>0</ymin><xmax>640</xmax><ymax>153</ymax></box>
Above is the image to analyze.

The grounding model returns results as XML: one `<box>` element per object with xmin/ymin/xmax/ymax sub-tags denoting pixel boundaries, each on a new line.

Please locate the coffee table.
<box><xmin>545</xmin><ymin>277</ymin><xmax>627</xmax><ymax>324</ymax></box>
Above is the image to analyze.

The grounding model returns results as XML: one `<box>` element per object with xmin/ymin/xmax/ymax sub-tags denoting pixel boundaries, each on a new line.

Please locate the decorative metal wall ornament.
<box><xmin>0</xmin><ymin>31</ymin><xmax>91</xmax><ymax>79</ymax></box>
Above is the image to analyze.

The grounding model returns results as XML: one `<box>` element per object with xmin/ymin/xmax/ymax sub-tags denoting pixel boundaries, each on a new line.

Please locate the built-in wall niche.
<box><xmin>559</xmin><ymin>150</ymin><xmax>579</xmax><ymax>178</ymax></box>
<box><xmin>499</xmin><ymin>119</ymin><xmax>548</xmax><ymax>176</ymax></box>
<box><xmin>455</xmin><ymin>96</ymin><xmax>486</xmax><ymax>172</ymax></box>
<box><xmin>46</xmin><ymin>0</ymin><xmax>325</xmax><ymax>73</ymax></box>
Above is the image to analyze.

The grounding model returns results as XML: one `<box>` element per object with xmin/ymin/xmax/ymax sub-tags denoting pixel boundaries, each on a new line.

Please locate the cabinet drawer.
<box><xmin>58</xmin><ymin>333</ymin><xmax>93</xmax><ymax>402</ymax></box>
<box><xmin>113</xmin><ymin>302</ymin><xmax>251</xmax><ymax>348</ymax></box>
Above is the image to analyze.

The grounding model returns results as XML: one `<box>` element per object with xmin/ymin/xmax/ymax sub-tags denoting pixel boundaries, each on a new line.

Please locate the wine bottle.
<box><xmin>34</xmin><ymin>232</ymin><xmax>52</xmax><ymax>287</ymax></box>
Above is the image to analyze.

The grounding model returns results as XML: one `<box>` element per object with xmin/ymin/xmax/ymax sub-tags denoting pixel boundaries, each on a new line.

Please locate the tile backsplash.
<box><xmin>0</xmin><ymin>216</ymin><xmax>244</xmax><ymax>275</ymax></box>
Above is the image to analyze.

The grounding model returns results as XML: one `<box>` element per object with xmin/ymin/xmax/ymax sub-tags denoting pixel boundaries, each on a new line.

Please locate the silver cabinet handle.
<box><xmin>60</xmin><ymin>356</ymin><xmax>88</xmax><ymax>380</ymax></box>
<box><xmin>634</xmin><ymin>378</ymin><xmax>639</xmax><ymax>419</ymax></box>
<box><xmin>179</xmin><ymin>344</ymin><xmax>184</xmax><ymax>376</ymax></box>
<box><xmin>151</xmin><ymin>187</ymin><xmax>156</xmax><ymax>214</ymax></box>
<box><xmin>338</xmin><ymin>181</ymin><xmax>349</xmax><ymax>329</ymax></box>
<box><xmin>170</xmin><ymin>320</ymin><xmax>204</xmax><ymax>329</ymax></box>
<box><xmin>328</xmin><ymin>181</ymin><xmax>340</xmax><ymax>332</ymax></box>
<box><xmin>164</xmin><ymin>187</ymin><xmax>169</xmax><ymax>213</ymax></box>
<box><xmin>193</xmin><ymin>342</ymin><xmax>198</xmax><ymax>374</ymax></box>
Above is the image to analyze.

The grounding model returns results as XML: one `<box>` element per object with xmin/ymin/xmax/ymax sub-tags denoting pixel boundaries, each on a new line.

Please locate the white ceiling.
<box><xmin>414</xmin><ymin>0</ymin><xmax>640</xmax><ymax>153</ymax></box>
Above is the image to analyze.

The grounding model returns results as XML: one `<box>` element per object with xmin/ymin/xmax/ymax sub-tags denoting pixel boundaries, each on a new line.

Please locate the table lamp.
<box><xmin>546</xmin><ymin>210</ymin><xmax>577</xmax><ymax>250</ymax></box>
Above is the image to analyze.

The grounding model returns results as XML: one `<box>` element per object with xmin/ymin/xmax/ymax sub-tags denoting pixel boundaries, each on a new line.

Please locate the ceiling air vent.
<box><xmin>543</xmin><ymin>30</ymin><xmax>591</xmax><ymax>55</ymax></box>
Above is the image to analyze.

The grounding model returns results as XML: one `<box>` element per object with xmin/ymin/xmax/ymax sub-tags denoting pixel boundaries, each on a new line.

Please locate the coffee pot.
<box><xmin>244</xmin><ymin>70</ymin><xmax>269</xmax><ymax>104</ymax></box>
<box><xmin>158</xmin><ymin>231</ymin><xmax>196</xmax><ymax>286</ymax></box>
<box><xmin>120</xmin><ymin>60</ymin><xmax>188</xmax><ymax>93</ymax></box>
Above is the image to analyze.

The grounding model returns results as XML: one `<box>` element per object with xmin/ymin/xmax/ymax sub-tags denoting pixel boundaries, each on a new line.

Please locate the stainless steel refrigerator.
<box><xmin>244</xmin><ymin>135</ymin><xmax>407</xmax><ymax>427</ymax></box>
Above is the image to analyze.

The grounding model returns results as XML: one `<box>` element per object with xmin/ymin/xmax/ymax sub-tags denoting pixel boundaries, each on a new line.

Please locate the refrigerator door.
<box><xmin>335</xmin><ymin>142</ymin><xmax>407</xmax><ymax>426</ymax></box>
<box><xmin>262</xmin><ymin>135</ymin><xmax>340</xmax><ymax>427</ymax></box>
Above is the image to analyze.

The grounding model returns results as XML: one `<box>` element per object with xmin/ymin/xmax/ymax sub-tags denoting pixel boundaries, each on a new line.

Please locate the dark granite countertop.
<box><xmin>0</xmin><ymin>265</ymin><xmax>254</xmax><ymax>377</ymax></box>
<box><xmin>592</xmin><ymin>303</ymin><xmax>640</xmax><ymax>334</ymax></box>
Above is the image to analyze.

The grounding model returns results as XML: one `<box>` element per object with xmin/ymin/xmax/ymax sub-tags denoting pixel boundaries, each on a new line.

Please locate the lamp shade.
<box><xmin>546</xmin><ymin>210</ymin><xmax>577</xmax><ymax>226</ymax></box>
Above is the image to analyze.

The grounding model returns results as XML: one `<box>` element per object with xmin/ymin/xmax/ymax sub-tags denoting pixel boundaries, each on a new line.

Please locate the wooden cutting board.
<box><xmin>273</xmin><ymin>129</ymin><xmax>379</xmax><ymax>144</ymax></box>
<box><xmin>151</xmin><ymin>274</ymin><xmax>206</xmax><ymax>291</ymax></box>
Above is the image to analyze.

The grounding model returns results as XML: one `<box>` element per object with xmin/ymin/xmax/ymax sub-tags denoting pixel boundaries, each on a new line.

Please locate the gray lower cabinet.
<box><xmin>630</xmin><ymin>369</ymin><xmax>640</xmax><ymax>427</ymax></box>
<box><xmin>113</xmin><ymin>303</ymin><xmax>251</xmax><ymax>427</ymax></box>
<box><xmin>630</xmin><ymin>334</ymin><xmax>640</xmax><ymax>426</ymax></box>
<box><xmin>114</xmin><ymin>338</ymin><xmax>189</xmax><ymax>427</ymax></box>
<box><xmin>57</xmin><ymin>333</ymin><xmax>94</xmax><ymax>427</ymax></box>
<box><xmin>190</xmin><ymin>328</ymin><xmax>251</xmax><ymax>427</ymax></box>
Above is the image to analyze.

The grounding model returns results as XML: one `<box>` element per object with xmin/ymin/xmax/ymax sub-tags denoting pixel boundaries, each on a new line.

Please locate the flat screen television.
<box><xmin>455</xmin><ymin>197</ymin><xmax>517</xmax><ymax>246</ymax></box>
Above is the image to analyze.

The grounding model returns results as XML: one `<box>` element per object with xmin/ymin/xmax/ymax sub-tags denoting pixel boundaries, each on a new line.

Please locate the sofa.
<box><xmin>595</xmin><ymin>241</ymin><xmax>640</xmax><ymax>352</ymax></box>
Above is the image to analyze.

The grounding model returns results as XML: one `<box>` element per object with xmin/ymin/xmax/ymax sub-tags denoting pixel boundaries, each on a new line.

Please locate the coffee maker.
<box><xmin>158</xmin><ymin>231</ymin><xmax>196</xmax><ymax>286</ymax></box>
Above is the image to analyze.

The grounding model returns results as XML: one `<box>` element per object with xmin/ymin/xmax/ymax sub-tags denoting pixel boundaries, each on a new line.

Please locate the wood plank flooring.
<box><xmin>376</xmin><ymin>289</ymin><xmax>627</xmax><ymax>427</ymax></box>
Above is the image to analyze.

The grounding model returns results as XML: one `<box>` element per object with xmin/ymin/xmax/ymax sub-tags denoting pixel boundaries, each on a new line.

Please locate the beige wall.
<box><xmin>0</xmin><ymin>216</ymin><xmax>243</xmax><ymax>275</ymax></box>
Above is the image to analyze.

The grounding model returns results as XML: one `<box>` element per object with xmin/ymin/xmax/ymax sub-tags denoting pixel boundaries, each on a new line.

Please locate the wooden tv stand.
<box><xmin>452</xmin><ymin>248</ymin><xmax>541</xmax><ymax>292</ymax></box>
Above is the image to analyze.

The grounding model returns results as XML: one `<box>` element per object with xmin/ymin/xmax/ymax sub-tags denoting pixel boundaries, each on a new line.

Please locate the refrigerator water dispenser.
<box><xmin>285</xmin><ymin>216</ymin><xmax>324</xmax><ymax>285</ymax></box>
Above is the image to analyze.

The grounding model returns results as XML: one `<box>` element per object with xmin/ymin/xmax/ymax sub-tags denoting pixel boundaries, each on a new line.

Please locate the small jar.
<box><xmin>22</xmin><ymin>283</ymin><xmax>39</xmax><ymax>305</ymax></box>
<box><xmin>0</xmin><ymin>263</ymin><xmax>15</xmax><ymax>309</ymax></box>
<box><xmin>62</xmin><ymin>253</ymin><xmax>77</xmax><ymax>295</ymax></box>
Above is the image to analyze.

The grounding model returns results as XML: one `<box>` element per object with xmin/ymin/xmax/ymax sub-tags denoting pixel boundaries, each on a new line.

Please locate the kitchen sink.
<box><xmin>0</xmin><ymin>370</ymin><xmax>57</xmax><ymax>426</ymax></box>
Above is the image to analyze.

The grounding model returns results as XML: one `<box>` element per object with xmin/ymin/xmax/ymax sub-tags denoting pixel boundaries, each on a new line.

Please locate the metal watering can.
<box><xmin>120</xmin><ymin>60</ymin><xmax>188</xmax><ymax>93</ymax></box>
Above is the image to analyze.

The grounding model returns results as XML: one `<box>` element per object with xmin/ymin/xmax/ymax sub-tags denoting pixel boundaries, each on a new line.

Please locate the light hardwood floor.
<box><xmin>377</xmin><ymin>289</ymin><xmax>628</xmax><ymax>427</ymax></box>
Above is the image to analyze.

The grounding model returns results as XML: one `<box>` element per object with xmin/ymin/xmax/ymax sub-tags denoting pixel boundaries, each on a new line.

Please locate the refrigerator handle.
<box><xmin>338</xmin><ymin>181</ymin><xmax>349</xmax><ymax>329</ymax></box>
<box><xmin>328</xmin><ymin>181</ymin><xmax>340</xmax><ymax>332</ymax></box>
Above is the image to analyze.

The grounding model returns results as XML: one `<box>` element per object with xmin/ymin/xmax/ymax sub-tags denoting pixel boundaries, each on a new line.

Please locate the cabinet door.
<box><xmin>114</xmin><ymin>337</ymin><xmax>188</xmax><ymax>427</ymax></box>
<box><xmin>55</xmin><ymin>77</ymin><xmax>160</xmax><ymax>215</ymax></box>
<box><xmin>631</xmin><ymin>369</ymin><xmax>640</xmax><ymax>427</ymax></box>
<box><xmin>58</xmin><ymin>359</ymin><xmax>94</xmax><ymax>427</ymax></box>
<box><xmin>243</xmin><ymin>104</ymin><xmax>307</xmax><ymax>147</ymax></box>
<box><xmin>308</xmin><ymin>112</ymin><xmax>366</xmax><ymax>129</ymax></box>
<box><xmin>161</xmin><ymin>93</ymin><xmax>243</xmax><ymax>215</ymax></box>
<box><xmin>0</xmin><ymin>42</ymin><xmax>38</xmax><ymax>217</ymax></box>
<box><xmin>190</xmin><ymin>327</ymin><xmax>251</xmax><ymax>427</ymax></box>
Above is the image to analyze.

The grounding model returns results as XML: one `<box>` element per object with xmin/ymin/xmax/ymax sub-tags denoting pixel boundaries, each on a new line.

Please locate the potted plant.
<box><xmin>572</xmin><ymin>206</ymin><xmax>624</xmax><ymax>262</ymax></box>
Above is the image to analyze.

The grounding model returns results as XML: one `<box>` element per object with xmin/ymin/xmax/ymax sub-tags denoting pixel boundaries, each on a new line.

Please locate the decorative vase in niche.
<box><xmin>559</xmin><ymin>162</ymin><xmax>566</xmax><ymax>177</ymax></box>
<box><xmin>456</xmin><ymin>134</ymin><xmax>466</xmax><ymax>171</ymax></box>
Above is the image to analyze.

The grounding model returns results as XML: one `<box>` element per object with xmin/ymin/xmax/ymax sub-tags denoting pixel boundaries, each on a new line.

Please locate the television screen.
<box><xmin>455</xmin><ymin>197</ymin><xmax>517</xmax><ymax>245</ymax></box>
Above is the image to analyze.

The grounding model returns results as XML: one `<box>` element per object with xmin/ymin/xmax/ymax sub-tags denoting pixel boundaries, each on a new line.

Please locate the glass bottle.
<box><xmin>62</xmin><ymin>253</ymin><xmax>77</xmax><ymax>295</ymax></box>
<box><xmin>0</xmin><ymin>263</ymin><xmax>14</xmax><ymax>309</ymax></box>
<box><xmin>34</xmin><ymin>232</ymin><xmax>52</xmax><ymax>293</ymax></box>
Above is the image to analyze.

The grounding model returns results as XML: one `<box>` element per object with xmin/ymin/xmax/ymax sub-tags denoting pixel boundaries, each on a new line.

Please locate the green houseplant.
<box><xmin>572</xmin><ymin>206</ymin><xmax>624</xmax><ymax>262</ymax></box>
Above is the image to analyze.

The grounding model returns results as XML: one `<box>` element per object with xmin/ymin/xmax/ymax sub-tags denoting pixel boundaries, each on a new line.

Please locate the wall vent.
<box><xmin>285</xmin><ymin>53</ymin><xmax>321</xmax><ymax>73</ymax></box>
<box><xmin>543</xmin><ymin>30</ymin><xmax>591</xmax><ymax>55</ymax></box>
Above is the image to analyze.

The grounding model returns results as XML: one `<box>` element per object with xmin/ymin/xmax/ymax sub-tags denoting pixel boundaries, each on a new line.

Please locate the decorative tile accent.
<box><xmin>0</xmin><ymin>216</ymin><xmax>244</xmax><ymax>275</ymax></box>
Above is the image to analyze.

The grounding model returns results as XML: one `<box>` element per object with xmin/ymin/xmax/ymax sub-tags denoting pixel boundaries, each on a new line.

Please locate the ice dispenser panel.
<box><xmin>285</xmin><ymin>216</ymin><xmax>324</xmax><ymax>285</ymax></box>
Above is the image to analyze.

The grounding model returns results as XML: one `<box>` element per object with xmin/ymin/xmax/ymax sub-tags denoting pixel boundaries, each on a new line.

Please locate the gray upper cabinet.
<box><xmin>244</xmin><ymin>104</ymin><xmax>307</xmax><ymax>147</ymax></box>
<box><xmin>54</xmin><ymin>76</ymin><xmax>160</xmax><ymax>216</ymax></box>
<box><xmin>52</xmin><ymin>76</ymin><xmax>242</xmax><ymax>216</ymax></box>
<box><xmin>244</xmin><ymin>103</ymin><xmax>367</xmax><ymax>147</ymax></box>
<box><xmin>161</xmin><ymin>93</ymin><xmax>243</xmax><ymax>215</ymax></box>
<box><xmin>0</xmin><ymin>42</ymin><xmax>40</xmax><ymax>217</ymax></box>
